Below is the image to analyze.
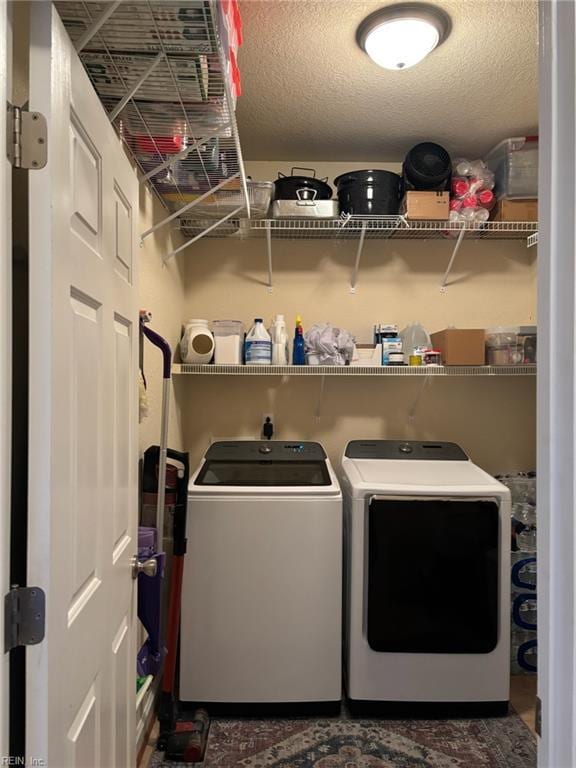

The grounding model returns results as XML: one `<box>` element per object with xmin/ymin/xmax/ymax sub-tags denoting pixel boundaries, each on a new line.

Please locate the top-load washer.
<box><xmin>341</xmin><ymin>440</ymin><xmax>511</xmax><ymax>715</ymax></box>
<box><xmin>180</xmin><ymin>440</ymin><xmax>342</xmax><ymax>707</ymax></box>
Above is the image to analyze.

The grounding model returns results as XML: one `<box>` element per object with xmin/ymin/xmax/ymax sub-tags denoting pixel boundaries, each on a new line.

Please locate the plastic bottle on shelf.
<box><xmin>270</xmin><ymin>314</ymin><xmax>289</xmax><ymax>365</ymax></box>
<box><xmin>244</xmin><ymin>318</ymin><xmax>272</xmax><ymax>365</ymax></box>
<box><xmin>292</xmin><ymin>315</ymin><xmax>306</xmax><ymax>365</ymax></box>
<box><xmin>510</xmin><ymin>629</ymin><xmax>537</xmax><ymax>674</ymax></box>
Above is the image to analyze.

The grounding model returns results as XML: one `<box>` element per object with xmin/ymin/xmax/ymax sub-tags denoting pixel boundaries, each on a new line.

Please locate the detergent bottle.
<box><xmin>292</xmin><ymin>315</ymin><xmax>306</xmax><ymax>365</ymax></box>
<box><xmin>270</xmin><ymin>314</ymin><xmax>289</xmax><ymax>365</ymax></box>
<box><xmin>245</xmin><ymin>318</ymin><xmax>272</xmax><ymax>364</ymax></box>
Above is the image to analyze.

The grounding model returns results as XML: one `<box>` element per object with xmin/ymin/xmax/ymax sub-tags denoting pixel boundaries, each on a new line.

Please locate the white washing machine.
<box><xmin>179</xmin><ymin>440</ymin><xmax>342</xmax><ymax>706</ymax></box>
<box><xmin>341</xmin><ymin>440</ymin><xmax>511</xmax><ymax>715</ymax></box>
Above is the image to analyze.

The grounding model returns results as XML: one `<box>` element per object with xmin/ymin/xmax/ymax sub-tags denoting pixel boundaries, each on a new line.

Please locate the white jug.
<box><xmin>180</xmin><ymin>319</ymin><xmax>214</xmax><ymax>364</ymax></box>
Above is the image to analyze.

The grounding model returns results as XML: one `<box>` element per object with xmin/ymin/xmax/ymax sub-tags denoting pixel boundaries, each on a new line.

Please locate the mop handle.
<box><xmin>141</xmin><ymin>315</ymin><xmax>172</xmax><ymax>542</ymax></box>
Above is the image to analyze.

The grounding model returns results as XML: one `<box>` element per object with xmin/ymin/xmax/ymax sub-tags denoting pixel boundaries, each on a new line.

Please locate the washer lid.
<box><xmin>345</xmin><ymin>440</ymin><xmax>468</xmax><ymax>461</ymax></box>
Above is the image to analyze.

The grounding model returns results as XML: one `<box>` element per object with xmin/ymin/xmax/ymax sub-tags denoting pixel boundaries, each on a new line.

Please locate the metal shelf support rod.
<box><xmin>440</xmin><ymin>226</ymin><xmax>466</xmax><ymax>291</ymax></box>
<box><xmin>139</xmin><ymin>122</ymin><xmax>231</xmax><ymax>184</ymax></box>
<box><xmin>75</xmin><ymin>0</ymin><xmax>122</xmax><ymax>53</ymax></box>
<box><xmin>164</xmin><ymin>206</ymin><xmax>245</xmax><ymax>261</ymax></box>
<box><xmin>350</xmin><ymin>221</ymin><xmax>367</xmax><ymax>292</ymax></box>
<box><xmin>266</xmin><ymin>220</ymin><xmax>273</xmax><ymax>290</ymax></box>
<box><xmin>140</xmin><ymin>172</ymin><xmax>240</xmax><ymax>241</ymax></box>
<box><xmin>109</xmin><ymin>52</ymin><xmax>164</xmax><ymax>123</ymax></box>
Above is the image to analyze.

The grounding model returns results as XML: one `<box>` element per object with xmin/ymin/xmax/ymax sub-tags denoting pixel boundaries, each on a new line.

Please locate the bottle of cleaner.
<box><xmin>270</xmin><ymin>314</ymin><xmax>289</xmax><ymax>365</ymax></box>
<box><xmin>292</xmin><ymin>315</ymin><xmax>306</xmax><ymax>365</ymax></box>
<box><xmin>245</xmin><ymin>318</ymin><xmax>272</xmax><ymax>365</ymax></box>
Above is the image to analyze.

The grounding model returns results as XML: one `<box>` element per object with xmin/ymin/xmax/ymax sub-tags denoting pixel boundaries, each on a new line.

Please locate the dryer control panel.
<box><xmin>345</xmin><ymin>440</ymin><xmax>468</xmax><ymax>461</ymax></box>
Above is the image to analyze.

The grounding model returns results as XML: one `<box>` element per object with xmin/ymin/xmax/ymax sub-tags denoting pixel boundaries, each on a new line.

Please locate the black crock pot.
<box><xmin>334</xmin><ymin>169</ymin><xmax>401</xmax><ymax>216</ymax></box>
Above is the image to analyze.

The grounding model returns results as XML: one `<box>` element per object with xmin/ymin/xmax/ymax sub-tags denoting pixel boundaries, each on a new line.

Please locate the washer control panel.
<box><xmin>205</xmin><ymin>441</ymin><xmax>327</xmax><ymax>461</ymax></box>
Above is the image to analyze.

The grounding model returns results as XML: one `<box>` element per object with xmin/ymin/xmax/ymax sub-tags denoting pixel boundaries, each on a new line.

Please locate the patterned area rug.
<box><xmin>149</xmin><ymin>708</ymin><xmax>536</xmax><ymax>768</ymax></box>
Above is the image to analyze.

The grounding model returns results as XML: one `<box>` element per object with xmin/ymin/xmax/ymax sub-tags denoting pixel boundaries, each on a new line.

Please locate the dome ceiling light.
<box><xmin>357</xmin><ymin>3</ymin><xmax>451</xmax><ymax>71</ymax></box>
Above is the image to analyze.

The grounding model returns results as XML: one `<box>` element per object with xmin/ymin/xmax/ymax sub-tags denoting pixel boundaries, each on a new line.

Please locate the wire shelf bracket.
<box><xmin>164</xmin><ymin>204</ymin><xmax>244</xmax><ymax>261</ymax></box>
<box><xmin>440</xmin><ymin>225</ymin><xmax>467</xmax><ymax>292</ymax></box>
<box><xmin>528</xmin><ymin>232</ymin><xmax>539</xmax><ymax>248</ymax></box>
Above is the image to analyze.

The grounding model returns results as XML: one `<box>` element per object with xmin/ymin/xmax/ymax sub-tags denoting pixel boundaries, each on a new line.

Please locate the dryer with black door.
<box><xmin>180</xmin><ymin>441</ymin><xmax>342</xmax><ymax>707</ymax></box>
<box><xmin>341</xmin><ymin>440</ymin><xmax>510</xmax><ymax>715</ymax></box>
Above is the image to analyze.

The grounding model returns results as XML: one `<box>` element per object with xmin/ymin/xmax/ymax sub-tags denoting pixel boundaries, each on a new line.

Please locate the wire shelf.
<box><xmin>173</xmin><ymin>364</ymin><xmax>537</xmax><ymax>376</ymax></box>
<box><xmin>247</xmin><ymin>217</ymin><xmax>539</xmax><ymax>242</ymax></box>
<box><xmin>56</xmin><ymin>0</ymin><xmax>249</xmax><ymax>233</ymax></box>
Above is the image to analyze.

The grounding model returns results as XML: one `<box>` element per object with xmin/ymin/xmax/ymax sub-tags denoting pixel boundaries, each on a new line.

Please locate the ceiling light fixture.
<box><xmin>357</xmin><ymin>3</ymin><xmax>451</xmax><ymax>71</ymax></box>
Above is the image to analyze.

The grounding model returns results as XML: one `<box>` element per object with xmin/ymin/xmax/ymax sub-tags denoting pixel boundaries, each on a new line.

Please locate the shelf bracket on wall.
<box><xmin>140</xmin><ymin>172</ymin><xmax>241</xmax><ymax>241</ymax></box>
<box><xmin>163</xmin><ymin>205</ymin><xmax>245</xmax><ymax>261</ymax></box>
<box><xmin>440</xmin><ymin>226</ymin><xmax>467</xmax><ymax>292</ymax></box>
<box><xmin>528</xmin><ymin>232</ymin><xmax>539</xmax><ymax>248</ymax></box>
<box><xmin>349</xmin><ymin>221</ymin><xmax>368</xmax><ymax>293</ymax></box>
<box><xmin>315</xmin><ymin>375</ymin><xmax>326</xmax><ymax>421</ymax></box>
<box><xmin>266</xmin><ymin>220</ymin><xmax>273</xmax><ymax>292</ymax></box>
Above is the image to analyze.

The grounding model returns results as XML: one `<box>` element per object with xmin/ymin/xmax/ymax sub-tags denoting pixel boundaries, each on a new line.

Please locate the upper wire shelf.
<box><xmin>55</xmin><ymin>0</ymin><xmax>250</xmax><ymax>247</ymax></box>
<box><xmin>249</xmin><ymin>216</ymin><xmax>539</xmax><ymax>241</ymax></box>
<box><xmin>172</xmin><ymin>215</ymin><xmax>539</xmax><ymax>242</ymax></box>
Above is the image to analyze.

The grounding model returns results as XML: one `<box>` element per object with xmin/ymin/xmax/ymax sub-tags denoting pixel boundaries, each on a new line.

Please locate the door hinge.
<box><xmin>4</xmin><ymin>586</ymin><xmax>46</xmax><ymax>653</ymax></box>
<box><xmin>535</xmin><ymin>695</ymin><xmax>542</xmax><ymax>737</ymax></box>
<box><xmin>6</xmin><ymin>102</ymin><xmax>47</xmax><ymax>169</ymax></box>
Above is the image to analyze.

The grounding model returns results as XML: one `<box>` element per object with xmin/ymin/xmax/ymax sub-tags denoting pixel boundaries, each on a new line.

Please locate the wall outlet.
<box><xmin>261</xmin><ymin>413</ymin><xmax>274</xmax><ymax>439</ymax></box>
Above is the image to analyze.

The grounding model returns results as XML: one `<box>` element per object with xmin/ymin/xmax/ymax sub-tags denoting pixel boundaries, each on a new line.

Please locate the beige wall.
<box><xmin>173</xmin><ymin>160</ymin><xmax>537</xmax><ymax>477</ymax></box>
<box><xmin>138</xmin><ymin>186</ymin><xmax>187</xmax><ymax>455</ymax></box>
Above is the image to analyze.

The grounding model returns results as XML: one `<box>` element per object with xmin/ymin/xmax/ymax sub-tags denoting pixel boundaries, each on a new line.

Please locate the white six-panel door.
<box><xmin>27</xmin><ymin>4</ymin><xmax>139</xmax><ymax>766</ymax></box>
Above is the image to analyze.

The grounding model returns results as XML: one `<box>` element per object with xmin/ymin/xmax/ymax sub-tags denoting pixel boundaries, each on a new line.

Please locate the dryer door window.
<box><xmin>367</xmin><ymin>497</ymin><xmax>499</xmax><ymax>654</ymax></box>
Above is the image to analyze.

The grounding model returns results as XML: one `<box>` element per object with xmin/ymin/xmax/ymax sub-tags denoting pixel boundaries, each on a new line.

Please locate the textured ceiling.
<box><xmin>236</xmin><ymin>0</ymin><xmax>539</xmax><ymax>161</ymax></box>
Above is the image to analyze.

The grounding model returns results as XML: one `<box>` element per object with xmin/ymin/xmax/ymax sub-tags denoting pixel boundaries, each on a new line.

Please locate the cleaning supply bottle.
<box><xmin>245</xmin><ymin>318</ymin><xmax>272</xmax><ymax>365</ymax></box>
<box><xmin>270</xmin><ymin>314</ymin><xmax>289</xmax><ymax>365</ymax></box>
<box><xmin>292</xmin><ymin>315</ymin><xmax>306</xmax><ymax>365</ymax></box>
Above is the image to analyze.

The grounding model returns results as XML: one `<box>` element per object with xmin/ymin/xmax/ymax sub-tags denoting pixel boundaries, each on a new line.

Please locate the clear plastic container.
<box><xmin>163</xmin><ymin>180</ymin><xmax>273</xmax><ymax>219</ymax></box>
<box><xmin>212</xmin><ymin>320</ymin><xmax>244</xmax><ymax>365</ymax></box>
<box><xmin>484</xmin><ymin>137</ymin><xmax>538</xmax><ymax>200</ymax></box>
<box><xmin>485</xmin><ymin>326</ymin><xmax>523</xmax><ymax>365</ymax></box>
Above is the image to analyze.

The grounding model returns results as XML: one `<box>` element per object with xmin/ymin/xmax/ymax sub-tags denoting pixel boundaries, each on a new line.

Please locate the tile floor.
<box><xmin>138</xmin><ymin>676</ymin><xmax>537</xmax><ymax>767</ymax></box>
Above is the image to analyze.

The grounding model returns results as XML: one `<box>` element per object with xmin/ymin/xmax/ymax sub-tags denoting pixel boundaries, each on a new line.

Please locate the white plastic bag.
<box><xmin>304</xmin><ymin>323</ymin><xmax>356</xmax><ymax>366</ymax></box>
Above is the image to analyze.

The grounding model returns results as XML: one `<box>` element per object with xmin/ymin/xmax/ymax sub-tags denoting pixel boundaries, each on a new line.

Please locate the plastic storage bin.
<box><xmin>484</xmin><ymin>137</ymin><xmax>538</xmax><ymax>200</ymax></box>
<box><xmin>163</xmin><ymin>180</ymin><xmax>273</xmax><ymax>220</ymax></box>
<box><xmin>485</xmin><ymin>327</ymin><xmax>523</xmax><ymax>365</ymax></box>
<box><xmin>213</xmin><ymin>320</ymin><xmax>244</xmax><ymax>364</ymax></box>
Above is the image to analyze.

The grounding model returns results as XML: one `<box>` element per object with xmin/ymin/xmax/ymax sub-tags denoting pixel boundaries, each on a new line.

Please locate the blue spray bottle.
<box><xmin>293</xmin><ymin>314</ymin><xmax>306</xmax><ymax>365</ymax></box>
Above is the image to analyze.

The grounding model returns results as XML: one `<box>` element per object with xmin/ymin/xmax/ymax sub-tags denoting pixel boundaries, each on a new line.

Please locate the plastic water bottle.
<box><xmin>270</xmin><ymin>314</ymin><xmax>289</xmax><ymax>365</ymax></box>
<box><xmin>245</xmin><ymin>318</ymin><xmax>271</xmax><ymax>365</ymax></box>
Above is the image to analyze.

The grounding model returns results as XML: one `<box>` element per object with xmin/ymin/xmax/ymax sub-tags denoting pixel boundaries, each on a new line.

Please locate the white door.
<box><xmin>0</xmin><ymin>0</ymin><xmax>12</xmax><ymax>759</ymax></box>
<box><xmin>27</xmin><ymin>4</ymin><xmax>139</xmax><ymax>767</ymax></box>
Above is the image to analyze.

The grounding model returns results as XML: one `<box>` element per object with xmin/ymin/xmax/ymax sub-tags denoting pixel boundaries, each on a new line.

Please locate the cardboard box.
<box><xmin>430</xmin><ymin>329</ymin><xmax>486</xmax><ymax>366</ymax></box>
<box><xmin>491</xmin><ymin>199</ymin><xmax>538</xmax><ymax>222</ymax></box>
<box><xmin>402</xmin><ymin>191</ymin><xmax>450</xmax><ymax>220</ymax></box>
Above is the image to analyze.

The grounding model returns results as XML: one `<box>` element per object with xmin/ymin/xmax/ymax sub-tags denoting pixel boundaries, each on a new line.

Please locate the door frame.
<box><xmin>537</xmin><ymin>1</ymin><xmax>576</xmax><ymax>766</ymax></box>
<box><xmin>0</xmin><ymin>0</ymin><xmax>11</xmax><ymax>758</ymax></box>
